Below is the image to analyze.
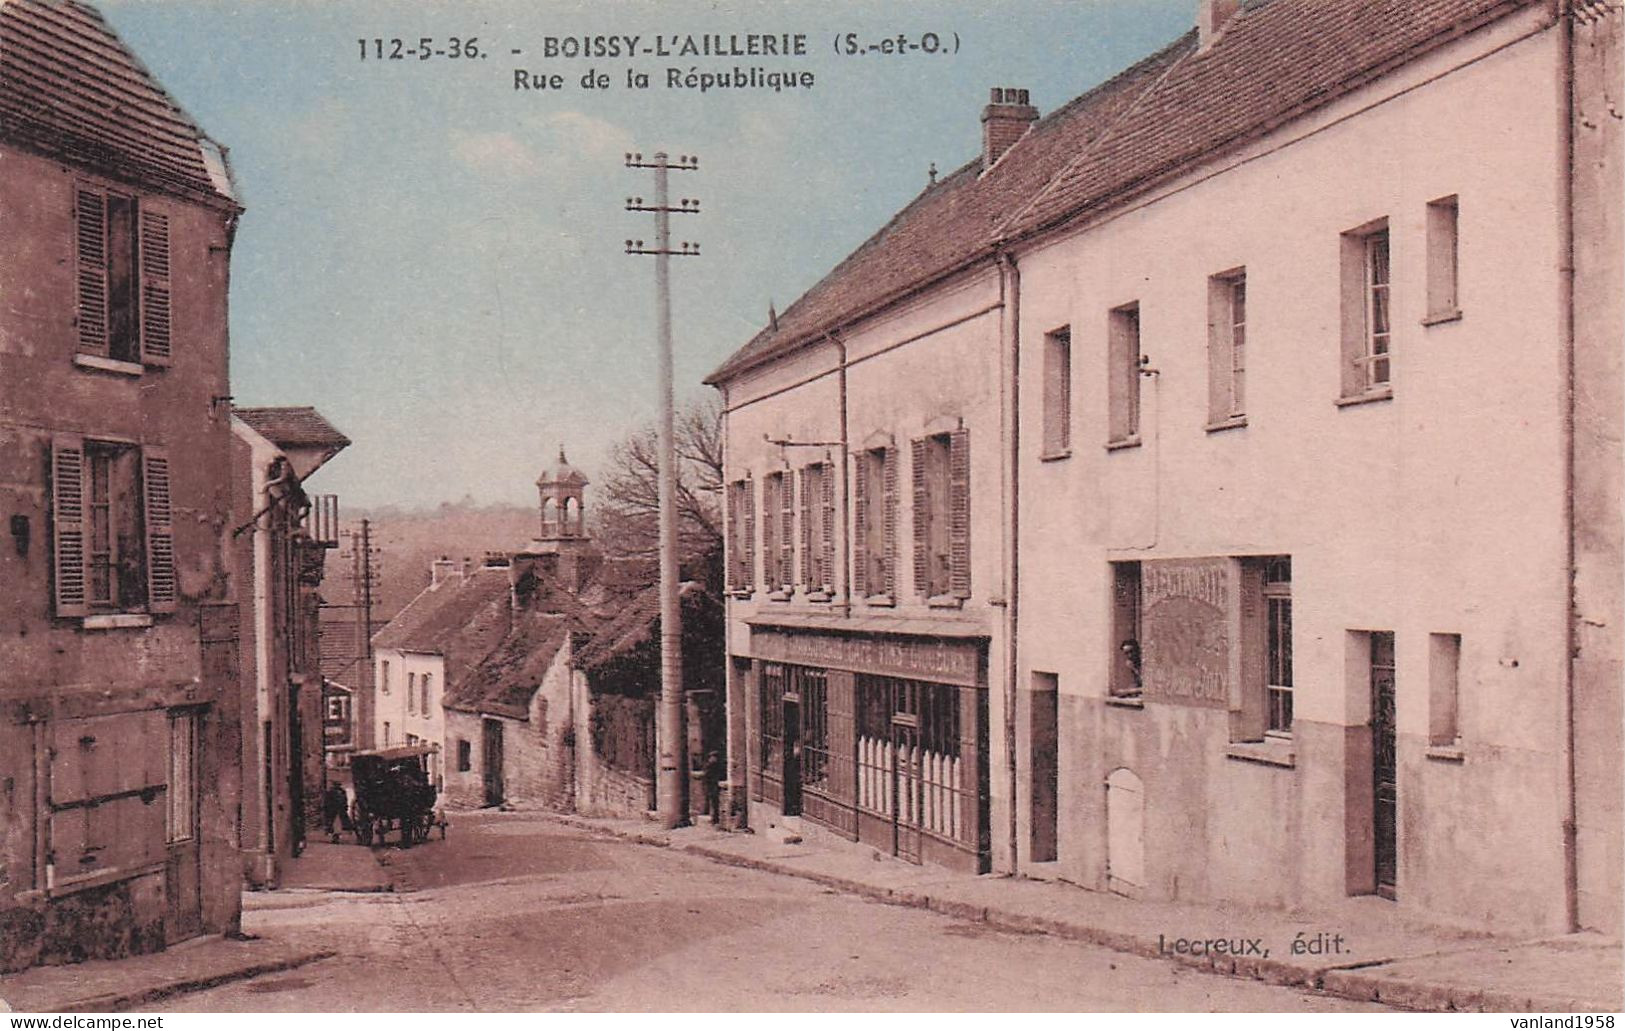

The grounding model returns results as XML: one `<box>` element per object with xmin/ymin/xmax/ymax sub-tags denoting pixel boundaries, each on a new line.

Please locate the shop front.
<box><xmin>745</xmin><ymin>618</ymin><xmax>990</xmax><ymax>873</ymax></box>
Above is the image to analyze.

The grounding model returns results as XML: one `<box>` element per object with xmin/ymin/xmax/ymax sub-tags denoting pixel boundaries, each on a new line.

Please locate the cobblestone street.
<box><xmin>151</xmin><ymin>811</ymin><xmax>1390</xmax><ymax>1012</ymax></box>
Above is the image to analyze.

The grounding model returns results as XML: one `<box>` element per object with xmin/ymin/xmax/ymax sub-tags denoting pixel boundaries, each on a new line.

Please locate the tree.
<box><xmin>596</xmin><ymin>395</ymin><xmax>724</xmax><ymax>589</ymax></box>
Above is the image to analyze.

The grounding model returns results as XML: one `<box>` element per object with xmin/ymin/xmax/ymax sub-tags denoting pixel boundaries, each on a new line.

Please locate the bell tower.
<box><xmin>537</xmin><ymin>448</ymin><xmax>589</xmax><ymax>540</ymax></box>
<box><xmin>514</xmin><ymin>448</ymin><xmax>600</xmax><ymax>593</ymax></box>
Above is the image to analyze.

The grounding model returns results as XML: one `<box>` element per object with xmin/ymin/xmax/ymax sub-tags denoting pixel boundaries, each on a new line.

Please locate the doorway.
<box><xmin>1370</xmin><ymin>631</ymin><xmax>1398</xmax><ymax>899</ymax></box>
<box><xmin>1105</xmin><ymin>767</ymin><xmax>1145</xmax><ymax>895</ymax></box>
<box><xmin>164</xmin><ymin>709</ymin><xmax>203</xmax><ymax>943</ymax></box>
<box><xmin>781</xmin><ymin>696</ymin><xmax>802</xmax><ymax>817</ymax></box>
<box><xmin>482</xmin><ymin>718</ymin><xmax>505</xmax><ymax>807</ymax></box>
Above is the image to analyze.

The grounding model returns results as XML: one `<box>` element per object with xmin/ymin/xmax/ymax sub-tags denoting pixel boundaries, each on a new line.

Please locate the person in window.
<box><xmin>1119</xmin><ymin>639</ymin><xmax>1143</xmax><ymax>694</ymax></box>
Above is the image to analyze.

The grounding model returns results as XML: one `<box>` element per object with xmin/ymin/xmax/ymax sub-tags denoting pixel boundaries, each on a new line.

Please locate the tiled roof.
<box><xmin>442</xmin><ymin>613</ymin><xmax>573</xmax><ymax>720</ymax></box>
<box><xmin>706</xmin><ymin>0</ymin><xmax>1535</xmax><ymax>385</ymax></box>
<box><xmin>574</xmin><ymin>581</ymin><xmax>717</xmax><ymax>674</ymax></box>
<box><xmin>704</xmin><ymin>37</ymin><xmax>1183</xmax><ymax>385</ymax></box>
<box><xmin>372</xmin><ymin>567</ymin><xmax>513</xmax><ymax>689</ymax></box>
<box><xmin>234</xmin><ymin>407</ymin><xmax>352</xmax><ymax>451</ymax></box>
<box><xmin>318</xmin><ymin>618</ymin><xmax>366</xmax><ymax>683</ymax></box>
<box><xmin>0</xmin><ymin>0</ymin><xmax>235</xmax><ymax>204</ymax></box>
<box><xmin>1003</xmin><ymin>0</ymin><xmax>1536</xmax><ymax>240</ymax></box>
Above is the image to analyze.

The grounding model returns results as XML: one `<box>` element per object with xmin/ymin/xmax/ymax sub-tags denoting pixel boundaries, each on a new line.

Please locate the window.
<box><xmin>1042</xmin><ymin>327</ymin><xmax>1071</xmax><ymax>456</ymax></box>
<box><xmin>407</xmin><ymin>672</ymin><xmax>417</xmax><ymax>714</ymax></box>
<box><xmin>166</xmin><ymin>711</ymin><xmax>198</xmax><ymax>843</ymax></box>
<box><xmin>52</xmin><ymin>436</ymin><xmax>175</xmax><ymax>617</ymax></box>
<box><xmin>1107</xmin><ymin>303</ymin><xmax>1141</xmax><ymax>444</ymax></box>
<box><xmin>726</xmin><ymin>478</ymin><xmax>756</xmax><ymax>593</ymax></box>
<box><xmin>1207</xmin><ymin>270</ymin><xmax>1246</xmax><ymax>426</ymax></box>
<box><xmin>383</xmin><ymin>721</ymin><xmax>391</xmax><ymax>745</ymax></box>
<box><xmin>1428</xmin><ymin>632</ymin><xmax>1461</xmax><ymax>748</ymax></box>
<box><xmin>1263</xmin><ymin>557</ymin><xmax>1293</xmax><ymax>735</ymax></box>
<box><xmin>1110</xmin><ymin>561</ymin><xmax>1143</xmax><ymax>697</ymax></box>
<box><xmin>74</xmin><ymin>186</ymin><xmax>171</xmax><ymax>366</ymax></box>
<box><xmin>407</xmin><ymin>733</ymin><xmax>419</xmax><ymax>747</ymax></box>
<box><xmin>761</xmin><ymin>471</ymin><xmax>793</xmax><ymax>593</ymax></box>
<box><xmin>381</xmin><ymin>660</ymin><xmax>391</xmax><ymax>695</ymax></box>
<box><xmin>1340</xmin><ymin>221</ymin><xmax>1391</xmax><ymax>398</ymax></box>
<box><xmin>912</xmin><ymin>429</ymin><xmax>970</xmax><ymax>600</ymax></box>
<box><xmin>852</xmin><ymin>446</ymin><xmax>897</xmax><ymax>601</ymax></box>
<box><xmin>1425</xmin><ymin>196</ymin><xmax>1460</xmax><ymax>324</ymax></box>
<box><xmin>420</xmin><ymin>672</ymin><xmax>432</xmax><ymax>716</ymax></box>
<box><xmin>799</xmin><ymin>462</ymin><xmax>834</xmax><ymax>595</ymax></box>
<box><xmin>457</xmin><ymin>738</ymin><xmax>472</xmax><ymax>772</ymax></box>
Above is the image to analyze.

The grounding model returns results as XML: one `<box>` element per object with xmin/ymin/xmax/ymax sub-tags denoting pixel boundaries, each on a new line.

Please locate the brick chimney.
<box><xmin>1198</xmin><ymin>0</ymin><xmax>1242</xmax><ymax>50</ymax></box>
<box><xmin>982</xmin><ymin>87</ymin><xmax>1037</xmax><ymax>170</ymax></box>
<box><xmin>430</xmin><ymin>556</ymin><xmax>457</xmax><ymax>588</ymax></box>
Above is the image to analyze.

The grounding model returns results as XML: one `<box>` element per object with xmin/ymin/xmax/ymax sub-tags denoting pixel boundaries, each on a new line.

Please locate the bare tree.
<box><xmin>596</xmin><ymin>396</ymin><xmax>724</xmax><ymax>585</ymax></box>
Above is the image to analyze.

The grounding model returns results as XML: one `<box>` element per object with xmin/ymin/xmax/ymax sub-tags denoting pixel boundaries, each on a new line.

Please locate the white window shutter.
<box><xmin>851</xmin><ymin>457</ymin><xmax>868</xmax><ymax>598</ymax></box>
<box><xmin>949</xmin><ymin>429</ymin><xmax>971</xmax><ymax>599</ymax></box>
<box><xmin>75</xmin><ymin>189</ymin><xmax>109</xmax><ymax>356</ymax></box>
<box><xmin>138</xmin><ymin>208</ymin><xmax>172</xmax><ymax>365</ymax></box>
<box><xmin>143</xmin><ymin>446</ymin><xmax>178</xmax><ymax>613</ymax></box>
<box><xmin>882</xmin><ymin>447</ymin><xmax>898</xmax><ymax>598</ymax></box>
<box><xmin>52</xmin><ymin>436</ymin><xmax>89</xmax><ymax>617</ymax></box>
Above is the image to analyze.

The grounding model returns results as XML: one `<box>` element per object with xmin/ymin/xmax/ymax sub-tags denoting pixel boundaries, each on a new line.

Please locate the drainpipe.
<box><xmin>998</xmin><ymin>250</ymin><xmax>1021</xmax><ymax>875</ymax></box>
<box><xmin>251</xmin><ymin>454</ymin><xmax>292</xmax><ymax>864</ymax></box>
<box><xmin>1555</xmin><ymin>0</ymin><xmax>1580</xmax><ymax>934</ymax></box>
<box><xmin>831</xmin><ymin>332</ymin><xmax>853</xmax><ymax>618</ymax></box>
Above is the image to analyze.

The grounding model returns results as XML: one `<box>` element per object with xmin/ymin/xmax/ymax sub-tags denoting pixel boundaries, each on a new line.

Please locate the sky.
<box><xmin>98</xmin><ymin>0</ymin><xmax>1195</xmax><ymax>510</ymax></box>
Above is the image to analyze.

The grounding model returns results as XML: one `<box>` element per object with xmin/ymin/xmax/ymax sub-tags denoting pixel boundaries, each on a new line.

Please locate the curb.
<box><xmin>44</xmin><ymin>948</ymin><xmax>338</xmax><ymax>1013</ymax></box>
<box><xmin>552</xmin><ymin>814</ymin><xmax>1614</xmax><ymax>1014</ymax></box>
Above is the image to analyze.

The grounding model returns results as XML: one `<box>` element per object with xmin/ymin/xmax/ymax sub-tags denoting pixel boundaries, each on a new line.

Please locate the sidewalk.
<box><xmin>0</xmin><ymin>935</ymin><xmax>334</xmax><ymax>1014</ymax></box>
<box><xmin>0</xmin><ymin>843</ymin><xmax>383</xmax><ymax>1014</ymax></box>
<box><xmin>550</xmin><ymin>812</ymin><xmax>1624</xmax><ymax>1014</ymax></box>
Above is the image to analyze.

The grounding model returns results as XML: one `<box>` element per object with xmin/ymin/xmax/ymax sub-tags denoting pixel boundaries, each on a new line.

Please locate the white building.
<box><xmin>708</xmin><ymin>0</ymin><xmax>1621</xmax><ymax>937</ymax></box>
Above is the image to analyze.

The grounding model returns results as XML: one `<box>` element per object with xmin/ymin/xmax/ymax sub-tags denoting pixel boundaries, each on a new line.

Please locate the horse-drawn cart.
<box><xmin>349</xmin><ymin>744</ymin><xmax>445</xmax><ymax>847</ymax></box>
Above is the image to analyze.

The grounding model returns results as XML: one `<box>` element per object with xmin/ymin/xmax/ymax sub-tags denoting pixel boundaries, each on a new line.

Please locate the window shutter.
<box><xmin>726</xmin><ymin>482</ymin><xmax>740</xmax><ymax>590</ymax></box>
<box><xmin>949</xmin><ymin>428</ymin><xmax>971</xmax><ymax>598</ymax></box>
<box><xmin>882</xmin><ymin>447</ymin><xmax>898</xmax><ymax>597</ymax></box>
<box><xmin>851</xmin><ymin>456</ymin><xmax>868</xmax><ymax>598</ymax></box>
<box><xmin>743</xmin><ymin>476</ymin><xmax>756</xmax><ymax>590</ymax></box>
<box><xmin>911</xmin><ymin>438</ymin><xmax>929</xmax><ymax>597</ymax></box>
<box><xmin>138</xmin><ymin>209</ymin><xmax>172</xmax><ymax>365</ymax></box>
<box><xmin>75</xmin><ymin>189</ymin><xmax>109</xmax><ymax>356</ymax></box>
<box><xmin>143</xmin><ymin>446</ymin><xmax>178</xmax><ymax>613</ymax></box>
<box><xmin>52</xmin><ymin>436</ymin><xmax>89</xmax><ymax>617</ymax></box>
<box><xmin>820</xmin><ymin>461</ymin><xmax>834</xmax><ymax>591</ymax></box>
<box><xmin>780</xmin><ymin>471</ymin><xmax>795</xmax><ymax>589</ymax></box>
<box><xmin>798</xmin><ymin>468</ymin><xmax>812</xmax><ymax>587</ymax></box>
<box><xmin>1207</xmin><ymin>280</ymin><xmax>1229</xmax><ymax>424</ymax></box>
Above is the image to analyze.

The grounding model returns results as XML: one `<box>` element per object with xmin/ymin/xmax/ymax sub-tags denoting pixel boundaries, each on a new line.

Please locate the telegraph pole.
<box><xmin>625</xmin><ymin>151</ymin><xmax>700</xmax><ymax>828</ymax></box>
<box><xmin>345</xmin><ymin>518</ymin><xmax>380</xmax><ymax>749</ymax></box>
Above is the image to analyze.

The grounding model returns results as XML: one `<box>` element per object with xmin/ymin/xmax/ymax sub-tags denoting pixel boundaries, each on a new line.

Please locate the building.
<box><xmin>230</xmin><ymin>407</ymin><xmax>348</xmax><ymax>887</ymax></box>
<box><xmin>0</xmin><ymin>0</ymin><xmax>245</xmax><ymax>970</ymax></box>
<box><xmin>707</xmin><ymin>0</ymin><xmax>1621</xmax><ymax>936</ymax></box>
<box><xmin>703</xmin><ymin>17</ymin><xmax>1187</xmax><ymax>873</ymax></box>
<box><xmin>438</xmin><ymin>454</ymin><xmax>725</xmax><ymax>818</ymax></box>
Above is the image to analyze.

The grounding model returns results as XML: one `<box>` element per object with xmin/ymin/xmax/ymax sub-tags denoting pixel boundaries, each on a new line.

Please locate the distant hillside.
<box><xmin>326</xmin><ymin>502</ymin><xmax>539</xmax><ymax>622</ymax></box>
